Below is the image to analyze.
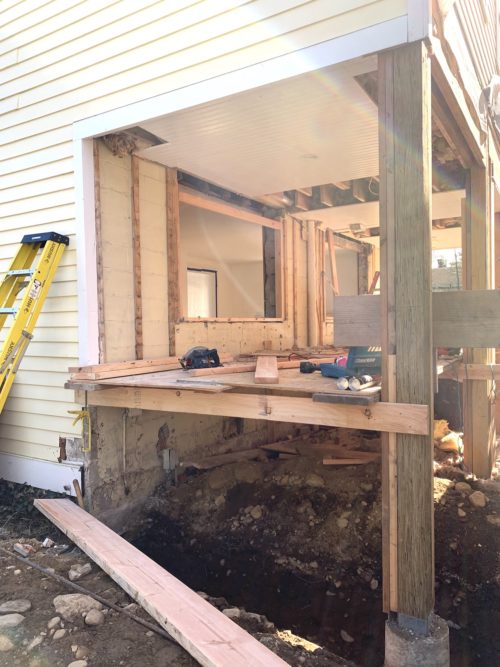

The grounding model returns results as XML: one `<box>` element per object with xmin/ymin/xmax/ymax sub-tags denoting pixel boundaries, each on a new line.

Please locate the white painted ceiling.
<box><xmin>137</xmin><ymin>56</ymin><xmax>378</xmax><ymax>197</ymax></box>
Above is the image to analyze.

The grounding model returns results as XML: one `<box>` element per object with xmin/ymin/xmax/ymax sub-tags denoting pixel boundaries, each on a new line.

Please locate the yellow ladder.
<box><xmin>0</xmin><ymin>232</ymin><xmax>69</xmax><ymax>414</ymax></box>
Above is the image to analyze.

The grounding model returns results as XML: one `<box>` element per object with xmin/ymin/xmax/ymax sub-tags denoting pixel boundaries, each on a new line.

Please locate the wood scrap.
<box><xmin>254</xmin><ymin>355</ymin><xmax>279</xmax><ymax>384</ymax></box>
<box><xmin>34</xmin><ymin>499</ymin><xmax>288</xmax><ymax>667</ymax></box>
<box><xmin>180</xmin><ymin>448</ymin><xmax>267</xmax><ymax>470</ymax></box>
<box><xmin>186</xmin><ymin>357</ymin><xmax>338</xmax><ymax>378</ymax></box>
<box><xmin>323</xmin><ymin>457</ymin><xmax>376</xmax><ymax>465</ymax></box>
<box><xmin>70</xmin><ymin>354</ymin><xmax>234</xmax><ymax>381</ymax></box>
<box><xmin>259</xmin><ymin>442</ymin><xmax>300</xmax><ymax>455</ymax></box>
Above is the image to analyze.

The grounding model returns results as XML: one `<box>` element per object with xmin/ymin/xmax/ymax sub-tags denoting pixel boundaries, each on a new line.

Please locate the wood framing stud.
<box><xmin>166</xmin><ymin>168</ymin><xmax>181</xmax><ymax>356</ymax></box>
<box><xmin>131</xmin><ymin>156</ymin><xmax>143</xmax><ymax>360</ymax></box>
<box><xmin>93</xmin><ymin>141</ymin><xmax>106</xmax><ymax>363</ymax></box>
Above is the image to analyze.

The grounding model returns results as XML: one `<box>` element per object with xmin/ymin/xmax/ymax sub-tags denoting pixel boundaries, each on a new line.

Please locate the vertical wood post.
<box><xmin>307</xmin><ymin>219</ymin><xmax>319</xmax><ymax>347</ymax></box>
<box><xmin>131</xmin><ymin>156</ymin><xmax>143</xmax><ymax>360</ymax></box>
<box><xmin>379</xmin><ymin>42</ymin><xmax>434</xmax><ymax>624</ymax></box>
<box><xmin>93</xmin><ymin>140</ymin><xmax>106</xmax><ymax>363</ymax></box>
<box><xmin>166</xmin><ymin>168</ymin><xmax>181</xmax><ymax>356</ymax></box>
<box><xmin>462</xmin><ymin>163</ymin><xmax>495</xmax><ymax>478</ymax></box>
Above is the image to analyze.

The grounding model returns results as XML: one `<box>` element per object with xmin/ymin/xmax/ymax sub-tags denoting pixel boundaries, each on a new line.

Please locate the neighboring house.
<box><xmin>1</xmin><ymin>2</ymin><xmax>500</xmax><ymax>661</ymax></box>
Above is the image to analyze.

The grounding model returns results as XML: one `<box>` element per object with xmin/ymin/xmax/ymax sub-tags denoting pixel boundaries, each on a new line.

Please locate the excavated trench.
<box><xmin>127</xmin><ymin>436</ymin><xmax>500</xmax><ymax>667</ymax></box>
<box><xmin>132</xmin><ymin>511</ymin><xmax>385</xmax><ymax>666</ymax></box>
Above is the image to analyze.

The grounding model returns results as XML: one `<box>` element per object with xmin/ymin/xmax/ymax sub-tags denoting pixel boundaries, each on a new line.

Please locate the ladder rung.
<box><xmin>0</xmin><ymin>308</ymin><xmax>17</xmax><ymax>315</ymax></box>
<box><xmin>7</xmin><ymin>269</ymin><xmax>34</xmax><ymax>277</ymax></box>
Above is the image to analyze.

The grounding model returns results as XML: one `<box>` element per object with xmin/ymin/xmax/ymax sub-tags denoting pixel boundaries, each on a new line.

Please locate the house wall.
<box><xmin>0</xmin><ymin>0</ymin><xmax>410</xmax><ymax>477</ymax></box>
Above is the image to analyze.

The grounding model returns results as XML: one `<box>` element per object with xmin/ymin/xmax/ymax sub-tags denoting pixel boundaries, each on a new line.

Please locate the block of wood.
<box><xmin>254</xmin><ymin>355</ymin><xmax>279</xmax><ymax>384</ymax></box>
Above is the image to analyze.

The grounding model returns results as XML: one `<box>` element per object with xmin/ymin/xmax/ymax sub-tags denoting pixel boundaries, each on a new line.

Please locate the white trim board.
<box><xmin>74</xmin><ymin>15</ymin><xmax>408</xmax><ymax>139</ymax></box>
<box><xmin>0</xmin><ymin>452</ymin><xmax>82</xmax><ymax>496</ymax></box>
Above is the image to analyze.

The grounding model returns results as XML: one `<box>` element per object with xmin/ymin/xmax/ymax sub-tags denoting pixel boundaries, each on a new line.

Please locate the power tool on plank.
<box><xmin>179</xmin><ymin>346</ymin><xmax>222</xmax><ymax>370</ymax></box>
<box><xmin>300</xmin><ymin>346</ymin><xmax>381</xmax><ymax>390</ymax></box>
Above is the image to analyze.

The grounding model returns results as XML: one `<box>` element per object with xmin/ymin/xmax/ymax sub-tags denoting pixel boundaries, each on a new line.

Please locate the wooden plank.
<box><xmin>462</xmin><ymin>163</ymin><xmax>496</xmax><ymax>477</ymax></box>
<box><xmin>254</xmin><ymin>356</ymin><xmax>279</xmax><ymax>384</ymax></box>
<box><xmin>166</xmin><ymin>167</ymin><xmax>181</xmax><ymax>356</ymax></box>
<box><xmin>80</xmin><ymin>386</ymin><xmax>430</xmax><ymax>436</ymax></box>
<box><xmin>69</xmin><ymin>356</ymin><xmax>187</xmax><ymax>375</ymax></box>
<box><xmin>179</xmin><ymin>188</ymin><xmax>281</xmax><ymax>230</ymax></box>
<box><xmin>71</xmin><ymin>363</ymin><xmax>181</xmax><ymax>381</ymax></box>
<box><xmin>333</xmin><ymin>291</ymin><xmax>500</xmax><ymax>348</ymax></box>
<box><xmin>323</xmin><ymin>457</ymin><xmax>375</xmax><ymax>465</ymax></box>
<box><xmin>379</xmin><ymin>42</ymin><xmax>434</xmax><ymax>621</ymax></box>
<box><xmin>34</xmin><ymin>499</ymin><xmax>287</xmax><ymax>667</ymax></box>
<box><xmin>326</xmin><ymin>229</ymin><xmax>339</xmax><ymax>296</ymax></box>
<box><xmin>131</xmin><ymin>155</ymin><xmax>142</xmax><ymax>360</ymax></box>
<box><xmin>185</xmin><ymin>357</ymin><xmax>338</xmax><ymax>378</ymax></box>
<box><xmin>368</xmin><ymin>271</ymin><xmax>380</xmax><ymax>295</ymax></box>
<box><xmin>330</xmin><ymin>232</ymin><xmax>366</xmax><ymax>254</ymax></box>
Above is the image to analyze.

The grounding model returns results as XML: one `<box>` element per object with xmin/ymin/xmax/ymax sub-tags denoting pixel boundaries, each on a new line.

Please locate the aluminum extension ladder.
<box><xmin>0</xmin><ymin>232</ymin><xmax>69</xmax><ymax>414</ymax></box>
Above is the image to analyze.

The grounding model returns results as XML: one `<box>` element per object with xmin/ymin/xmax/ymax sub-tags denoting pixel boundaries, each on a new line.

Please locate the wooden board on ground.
<box><xmin>254</xmin><ymin>356</ymin><xmax>279</xmax><ymax>384</ymax></box>
<box><xmin>186</xmin><ymin>357</ymin><xmax>338</xmax><ymax>378</ymax></box>
<box><xmin>34</xmin><ymin>499</ymin><xmax>288</xmax><ymax>667</ymax></box>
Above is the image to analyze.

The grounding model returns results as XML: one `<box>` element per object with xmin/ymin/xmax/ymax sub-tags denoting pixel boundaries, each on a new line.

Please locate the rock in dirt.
<box><xmin>305</xmin><ymin>473</ymin><xmax>325</xmax><ymax>488</ymax></box>
<box><xmin>53</xmin><ymin>628</ymin><xmax>67</xmax><ymax>640</ymax></box>
<box><xmin>68</xmin><ymin>661</ymin><xmax>88</xmax><ymax>667</ymax></box>
<box><xmin>250</xmin><ymin>505</ymin><xmax>263</xmax><ymax>520</ymax></box>
<box><xmin>455</xmin><ymin>482</ymin><xmax>472</xmax><ymax>495</ymax></box>
<box><xmin>486</xmin><ymin>514</ymin><xmax>500</xmax><ymax>527</ymax></box>
<box><xmin>75</xmin><ymin>646</ymin><xmax>89</xmax><ymax>659</ymax></box>
<box><xmin>0</xmin><ymin>635</ymin><xmax>14</xmax><ymax>652</ymax></box>
<box><xmin>222</xmin><ymin>608</ymin><xmax>241</xmax><ymax>619</ymax></box>
<box><xmin>47</xmin><ymin>616</ymin><xmax>61</xmax><ymax>630</ymax></box>
<box><xmin>337</xmin><ymin>517</ymin><xmax>349</xmax><ymax>529</ymax></box>
<box><xmin>84</xmin><ymin>608</ymin><xmax>105</xmax><ymax>626</ymax></box>
<box><xmin>53</xmin><ymin>594</ymin><xmax>102</xmax><ymax>621</ymax></box>
<box><xmin>0</xmin><ymin>613</ymin><xmax>24</xmax><ymax>628</ymax></box>
<box><xmin>0</xmin><ymin>599</ymin><xmax>31</xmax><ymax>614</ymax></box>
<box><xmin>457</xmin><ymin>508</ymin><xmax>466</xmax><ymax>518</ymax></box>
<box><xmin>340</xmin><ymin>629</ymin><xmax>354</xmax><ymax>643</ymax></box>
<box><xmin>27</xmin><ymin>635</ymin><xmax>44</xmax><ymax>652</ymax></box>
<box><xmin>68</xmin><ymin>563</ymin><xmax>92</xmax><ymax>582</ymax></box>
<box><xmin>469</xmin><ymin>491</ymin><xmax>487</xmax><ymax>508</ymax></box>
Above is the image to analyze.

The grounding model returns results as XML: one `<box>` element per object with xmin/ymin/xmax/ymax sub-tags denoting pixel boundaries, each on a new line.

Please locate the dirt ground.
<box><xmin>0</xmin><ymin>427</ymin><xmax>499</xmax><ymax>667</ymax></box>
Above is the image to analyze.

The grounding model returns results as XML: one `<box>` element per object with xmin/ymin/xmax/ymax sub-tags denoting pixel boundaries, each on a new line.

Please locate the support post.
<box><xmin>379</xmin><ymin>41</ymin><xmax>436</xmax><ymax>635</ymax></box>
<box><xmin>462</xmin><ymin>164</ymin><xmax>495</xmax><ymax>478</ymax></box>
<box><xmin>307</xmin><ymin>220</ymin><xmax>319</xmax><ymax>347</ymax></box>
<box><xmin>166</xmin><ymin>168</ymin><xmax>181</xmax><ymax>356</ymax></box>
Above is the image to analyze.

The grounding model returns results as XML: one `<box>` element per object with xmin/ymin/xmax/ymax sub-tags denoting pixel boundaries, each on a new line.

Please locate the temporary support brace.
<box><xmin>0</xmin><ymin>232</ymin><xmax>69</xmax><ymax>414</ymax></box>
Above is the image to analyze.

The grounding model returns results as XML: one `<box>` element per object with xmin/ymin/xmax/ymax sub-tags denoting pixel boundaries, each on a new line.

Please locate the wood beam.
<box><xmin>166</xmin><ymin>168</ymin><xmax>181</xmax><ymax>356</ymax></box>
<box><xmin>333</xmin><ymin>290</ymin><xmax>500</xmax><ymax>348</ymax></box>
<box><xmin>78</xmin><ymin>387</ymin><xmax>429</xmax><ymax>436</ymax></box>
<box><xmin>379</xmin><ymin>42</ymin><xmax>434</xmax><ymax>621</ymax></box>
<box><xmin>179</xmin><ymin>188</ymin><xmax>281</xmax><ymax>230</ymax></box>
<box><xmin>462</xmin><ymin>164</ymin><xmax>496</xmax><ymax>477</ymax></box>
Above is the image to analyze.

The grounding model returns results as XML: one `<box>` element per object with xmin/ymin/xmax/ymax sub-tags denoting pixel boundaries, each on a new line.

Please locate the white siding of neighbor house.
<box><xmin>0</xmin><ymin>0</ymin><xmax>408</xmax><ymax>466</ymax></box>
